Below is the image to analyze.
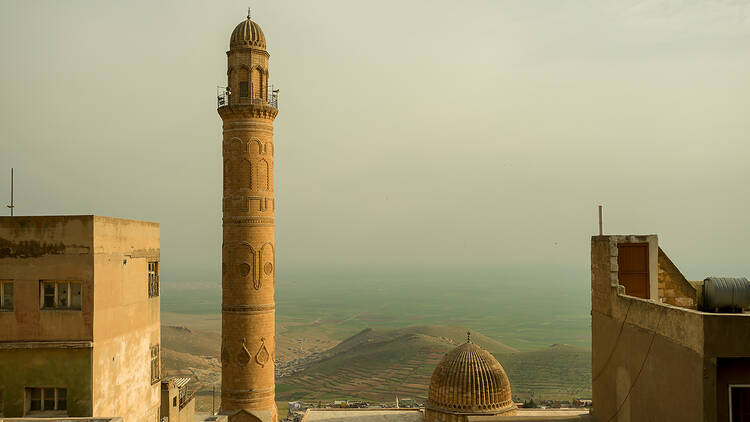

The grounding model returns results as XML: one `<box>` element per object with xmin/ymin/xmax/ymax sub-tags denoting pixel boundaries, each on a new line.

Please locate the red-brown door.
<box><xmin>618</xmin><ymin>243</ymin><xmax>650</xmax><ymax>299</ymax></box>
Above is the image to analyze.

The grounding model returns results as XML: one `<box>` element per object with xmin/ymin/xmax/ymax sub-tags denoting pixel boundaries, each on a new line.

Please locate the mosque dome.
<box><xmin>427</xmin><ymin>337</ymin><xmax>515</xmax><ymax>415</ymax></box>
<box><xmin>230</xmin><ymin>17</ymin><xmax>266</xmax><ymax>50</ymax></box>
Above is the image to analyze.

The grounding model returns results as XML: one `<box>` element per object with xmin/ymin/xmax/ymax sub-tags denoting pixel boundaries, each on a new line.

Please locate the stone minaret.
<box><xmin>218</xmin><ymin>13</ymin><xmax>278</xmax><ymax>422</ymax></box>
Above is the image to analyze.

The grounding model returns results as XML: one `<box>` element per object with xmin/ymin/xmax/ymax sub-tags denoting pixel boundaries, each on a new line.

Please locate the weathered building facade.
<box><xmin>0</xmin><ymin>216</ymin><xmax>161</xmax><ymax>421</ymax></box>
<box><xmin>591</xmin><ymin>234</ymin><xmax>750</xmax><ymax>422</ymax></box>
<box><xmin>160</xmin><ymin>377</ymin><xmax>195</xmax><ymax>422</ymax></box>
<box><xmin>217</xmin><ymin>13</ymin><xmax>279</xmax><ymax>422</ymax></box>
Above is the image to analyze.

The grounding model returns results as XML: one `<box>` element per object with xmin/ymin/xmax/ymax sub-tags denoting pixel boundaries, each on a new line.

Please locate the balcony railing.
<box><xmin>217</xmin><ymin>86</ymin><xmax>279</xmax><ymax>109</ymax></box>
<box><xmin>179</xmin><ymin>388</ymin><xmax>195</xmax><ymax>410</ymax></box>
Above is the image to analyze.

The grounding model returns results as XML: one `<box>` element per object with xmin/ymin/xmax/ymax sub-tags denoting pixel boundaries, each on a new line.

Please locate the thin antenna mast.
<box><xmin>598</xmin><ymin>205</ymin><xmax>603</xmax><ymax>236</ymax></box>
<box><xmin>6</xmin><ymin>168</ymin><xmax>14</xmax><ymax>216</ymax></box>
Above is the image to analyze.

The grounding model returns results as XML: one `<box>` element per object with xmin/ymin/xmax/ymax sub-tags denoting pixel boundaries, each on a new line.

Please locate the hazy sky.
<box><xmin>1</xmin><ymin>1</ymin><xmax>748</xmax><ymax>284</ymax></box>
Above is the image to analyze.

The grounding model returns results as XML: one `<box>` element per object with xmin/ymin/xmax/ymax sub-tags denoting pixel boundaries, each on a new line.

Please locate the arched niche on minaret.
<box><xmin>238</xmin><ymin>159</ymin><xmax>252</xmax><ymax>190</ymax></box>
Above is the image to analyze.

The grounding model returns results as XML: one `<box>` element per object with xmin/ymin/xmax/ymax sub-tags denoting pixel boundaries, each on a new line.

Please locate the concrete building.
<box><xmin>0</xmin><ymin>215</ymin><xmax>161</xmax><ymax>421</ymax></box>
<box><xmin>160</xmin><ymin>377</ymin><xmax>195</xmax><ymax>422</ymax></box>
<box><xmin>591</xmin><ymin>234</ymin><xmax>750</xmax><ymax>422</ymax></box>
<box><xmin>217</xmin><ymin>13</ymin><xmax>279</xmax><ymax>422</ymax></box>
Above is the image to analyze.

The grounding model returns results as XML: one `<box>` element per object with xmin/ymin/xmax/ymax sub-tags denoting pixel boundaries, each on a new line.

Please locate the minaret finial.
<box><xmin>247</xmin><ymin>7</ymin><xmax>251</xmax><ymax>20</ymax></box>
<box><xmin>467</xmin><ymin>331</ymin><xmax>471</xmax><ymax>343</ymax></box>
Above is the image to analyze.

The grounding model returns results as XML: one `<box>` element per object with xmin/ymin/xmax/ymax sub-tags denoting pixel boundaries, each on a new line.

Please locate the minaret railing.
<box><xmin>217</xmin><ymin>85</ymin><xmax>279</xmax><ymax>109</ymax></box>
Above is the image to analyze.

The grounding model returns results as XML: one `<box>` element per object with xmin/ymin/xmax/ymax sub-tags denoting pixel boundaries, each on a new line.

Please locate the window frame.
<box><xmin>0</xmin><ymin>280</ymin><xmax>13</xmax><ymax>311</ymax></box>
<box><xmin>148</xmin><ymin>261</ymin><xmax>160</xmax><ymax>298</ymax></box>
<box><xmin>24</xmin><ymin>387</ymin><xmax>67</xmax><ymax>416</ymax></box>
<box><xmin>39</xmin><ymin>281</ymin><xmax>82</xmax><ymax>310</ymax></box>
<box><xmin>730</xmin><ymin>384</ymin><xmax>750</xmax><ymax>422</ymax></box>
<box><xmin>150</xmin><ymin>344</ymin><xmax>161</xmax><ymax>384</ymax></box>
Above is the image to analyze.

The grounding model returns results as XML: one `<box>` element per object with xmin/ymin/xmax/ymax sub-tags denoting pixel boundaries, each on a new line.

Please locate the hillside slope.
<box><xmin>277</xmin><ymin>326</ymin><xmax>588</xmax><ymax>402</ymax></box>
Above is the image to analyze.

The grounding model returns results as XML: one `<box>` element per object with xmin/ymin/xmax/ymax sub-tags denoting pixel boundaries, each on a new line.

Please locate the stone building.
<box><xmin>0</xmin><ymin>216</ymin><xmax>162</xmax><ymax>421</ymax></box>
<box><xmin>425</xmin><ymin>337</ymin><xmax>517</xmax><ymax>422</ymax></box>
<box><xmin>591</xmin><ymin>234</ymin><xmax>750</xmax><ymax>422</ymax></box>
<box><xmin>217</xmin><ymin>12</ymin><xmax>279</xmax><ymax>422</ymax></box>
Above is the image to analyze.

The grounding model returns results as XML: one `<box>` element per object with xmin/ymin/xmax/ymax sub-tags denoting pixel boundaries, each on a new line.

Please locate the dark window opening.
<box><xmin>148</xmin><ymin>261</ymin><xmax>160</xmax><ymax>298</ymax></box>
<box><xmin>25</xmin><ymin>388</ymin><xmax>67</xmax><ymax>415</ymax></box>
<box><xmin>0</xmin><ymin>281</ymin><xmax>12</xmax><ymax>310</ymax></box>
<box><xmin>151</xmin><ymin>344</ymin><xmax>161</xmax><ymax>384</ymax></box>
<box><xmin>732</xmin><ymin>386</ymin><xmax>750</xmax><ymax>422</ymax></box>
<box><xmin>40</xmin><ymin>281</ymin><xmax>82</xmax><ymax>310</ymax></box>
<box><xmin>240</xmin><ymin>81</ymin><xmax>249</xmax><ymax>98</ymax></box>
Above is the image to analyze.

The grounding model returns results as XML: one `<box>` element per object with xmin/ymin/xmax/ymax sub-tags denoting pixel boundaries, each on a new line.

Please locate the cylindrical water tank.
<box><xmin>703</xmin><ymin>277</ymin><xmax>750</xmax><ymax>312</ymax></box>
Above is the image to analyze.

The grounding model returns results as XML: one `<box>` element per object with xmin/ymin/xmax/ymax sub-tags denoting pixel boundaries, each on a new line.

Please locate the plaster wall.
<box><xmin>0</xmin><ymin>348</ymin><xmax>92</xmax><ymax>417</ymax></box>
<box><xmin>0</xmin><ymin>216</ymin><xmax>94</xmax><ymax>341</ymax></box>
<box><xmin>591</xmin><ymin>235</ymin><xmax>750</xmax><ymax>422</ymax></box>
<box><xmin>91</xmin><ymin>217</ymin><xmax>160</xmax><ymax>422</ymax></box>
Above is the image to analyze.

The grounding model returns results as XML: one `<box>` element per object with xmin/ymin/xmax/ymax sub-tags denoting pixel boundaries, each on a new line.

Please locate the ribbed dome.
<box><xmin>230</xmin><ymin>18</ymin><xmax>266</xmax><ymax>50</ymax></box>
<box><xmin>427</xmin><ymin>340</ymin><xmax>514</xmax><ymax>414</ymax></box>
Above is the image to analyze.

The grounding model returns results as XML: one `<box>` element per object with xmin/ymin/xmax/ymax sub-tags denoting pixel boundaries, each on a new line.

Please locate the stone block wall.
<box><xmin>657</xmin><ymin>248</ymin><xmax>697</xmax><ymax>309</ymax></box>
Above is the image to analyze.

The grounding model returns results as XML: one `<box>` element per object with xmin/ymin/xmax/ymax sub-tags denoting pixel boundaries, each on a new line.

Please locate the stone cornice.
<box><xmin>227</xmin><ymin>48</ymin><xmax>270</xmax><ymax>58</ymax></box>
<box><xmin>0</xmin><ymin>340</ymin><xmax>93</xmax><ymax>349</ymax></box>
<box><xmin>218</xmin><ymin>104</ymin><xmax>278</xmax><ymax>121</ymax></box>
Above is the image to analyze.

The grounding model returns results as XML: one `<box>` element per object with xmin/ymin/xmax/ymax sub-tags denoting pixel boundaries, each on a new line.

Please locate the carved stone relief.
<box><xmin>237</xmin><ymin>338</ymin><xmax>251</xmax><ymax>366</ymax></box>
<box><xmin>255</xmin><ymin>337</ymin><xmax>270</xmax><ymax>367</ymax></box>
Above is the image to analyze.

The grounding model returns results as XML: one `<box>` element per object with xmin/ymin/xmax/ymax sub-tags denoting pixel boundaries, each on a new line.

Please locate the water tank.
<box><xmin>702</xmin><ymin>277</ymin><xmax>750</xmax><ymax>312</ymax></box>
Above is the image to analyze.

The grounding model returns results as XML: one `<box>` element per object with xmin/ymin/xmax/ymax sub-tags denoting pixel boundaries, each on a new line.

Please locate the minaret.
<box><xmin>218</xmin><ymin>12</ymin><xmax>279</xmax><ymax>422</ymax></box>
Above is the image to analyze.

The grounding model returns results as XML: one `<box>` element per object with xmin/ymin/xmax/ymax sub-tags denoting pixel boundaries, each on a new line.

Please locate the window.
<box><xmin>731</xmin><ymin>386</ymin><xmax>750</xmax><ymax>422</ymax></box>
<box><xmin>148</xmin><ymin>261</ymin><xmax>159</xmax><ymax>298</ymax></box>
<box><xmin>173</xmin><ymin>396</ymin><xmax>177</xmax><ymax>407</ymax></box>
<box><xmin>239</xmin><ymin>81</ymin><xmax>249</xmax><ymax>98</ymax></box>
<box><xmin>0</xmin><ymin>389</ymin><xmax>4</xmax><ymax>417</ymax></box>
<box><xmin>0</xmin><ymin>281</ymin><xmax>13</xmax><ymax>310</ymax></box>
<box><xmin>150</xmin><ymin>344</ymin><xmax>161</xmax><ymax>384</ymax></box>
<box><xmin>25</xmin><ymin>388</ymin><xmax>66</xmax><ymax>415</ymax></box>
<box><xmin>40</xmin><ymin>281</ymin><xmax>81</xmax><ymax>310</ymax></box>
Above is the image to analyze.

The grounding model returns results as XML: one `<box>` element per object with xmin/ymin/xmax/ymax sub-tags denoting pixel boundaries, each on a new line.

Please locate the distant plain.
<box><xmin>162</xmin><ymin>266</ymin><xmax>591</xmax><ymax>351</ymax></box>
<box><xmin>161</xmin><ymin>266</ymin><xmax>592</xmax><ymax>409</ymax></box>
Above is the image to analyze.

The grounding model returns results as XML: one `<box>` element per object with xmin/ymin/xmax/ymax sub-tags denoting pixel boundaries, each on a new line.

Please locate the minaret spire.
<box><xmin>219</xmin><ymin>15</ymin><xmax>278</xmax><ymax>422</ymax></box>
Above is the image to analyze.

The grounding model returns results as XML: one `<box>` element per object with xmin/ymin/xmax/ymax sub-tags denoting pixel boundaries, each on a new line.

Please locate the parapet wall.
<box><xmin>591</xmin><ymin>235</ymin><xmax>750</xmax><ymax>422</ymax></box>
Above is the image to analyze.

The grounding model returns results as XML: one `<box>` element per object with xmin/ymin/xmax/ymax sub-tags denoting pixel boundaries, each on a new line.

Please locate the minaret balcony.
<box><xmin>217</xmin><ymin>87</ymin><xmax>279</xmax><ymax>110</ymax></box>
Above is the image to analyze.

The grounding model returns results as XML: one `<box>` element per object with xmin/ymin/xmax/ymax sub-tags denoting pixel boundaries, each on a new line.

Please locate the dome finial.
<box><xmin>467</xmin><ymin>331</ymin><xmax>471</xmax><ymax>343</ymax></box>
<box><xmin>247</xmin><ymin>7</ymin><xmax>252</xmax><ymax>20</ymax></box>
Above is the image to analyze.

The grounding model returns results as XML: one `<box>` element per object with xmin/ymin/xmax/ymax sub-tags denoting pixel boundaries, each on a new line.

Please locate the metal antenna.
<box><xmin>6</xmin><ymin>168</ymin><xmax>14</xmax><ymax>216</ymax></box>
<box><xmin>598</xmin><ymin>205</ymin><xmax>603</xmax><ymax>236</ymax></box>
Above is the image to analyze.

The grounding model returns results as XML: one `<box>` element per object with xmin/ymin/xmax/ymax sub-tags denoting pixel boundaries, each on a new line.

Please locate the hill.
<box><xmin>277</xmin><ymin>326</ymin><xmax>589</xmax><ymax>403</ymax></box>
<box><xmin>497</xmin><ymin>344</ymin><xmax>591</xmax><ymax>400</ymax></box>
<box><xmin>325</xmin><ymin>326</ymin><xmax>518</xmax><ymax>357</ymax></box>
